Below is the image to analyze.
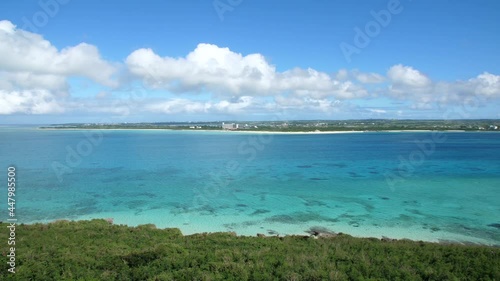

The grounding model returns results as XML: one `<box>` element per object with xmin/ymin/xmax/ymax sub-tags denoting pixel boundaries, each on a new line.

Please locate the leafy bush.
<box><xmin>1</xmin><ymin>220</ymin><xmax>499</xmax><ymax>280</ymax></box>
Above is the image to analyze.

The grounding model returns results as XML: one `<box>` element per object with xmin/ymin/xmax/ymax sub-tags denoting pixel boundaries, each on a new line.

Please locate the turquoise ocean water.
<box><xmin>1</xmin><ymin>126</ymin><xmax>499</xmax><ymax>245</ymax></box>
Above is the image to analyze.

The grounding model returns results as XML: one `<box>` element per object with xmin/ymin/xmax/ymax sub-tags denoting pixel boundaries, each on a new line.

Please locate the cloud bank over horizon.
<box><xmin>1</xmin><ymin>20</ymin><xmax>499</xmax><ymax>121</ymax></box>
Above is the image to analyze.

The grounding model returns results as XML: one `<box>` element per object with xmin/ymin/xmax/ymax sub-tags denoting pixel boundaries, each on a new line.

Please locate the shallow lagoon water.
<box><xmin>1</xmin><ymin>127</ymin><xmax>499</xmax><ymax>246</ymax></box>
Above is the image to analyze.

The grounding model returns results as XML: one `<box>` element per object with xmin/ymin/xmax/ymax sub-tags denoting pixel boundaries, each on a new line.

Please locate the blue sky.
<box><xmin>0</xmin><ymin>0</ymin><xmax>499</xmax><ymax>123</ymax></box>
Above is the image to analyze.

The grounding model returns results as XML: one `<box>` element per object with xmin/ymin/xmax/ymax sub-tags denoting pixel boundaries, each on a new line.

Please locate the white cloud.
<box><xmin>126</xmin><ymin>44</ymin><xmax>276</xmax><ymax>95</ymax></box>
<box><xmin>387</xmin><ymin>64</ymin><xmax>431</xmax><ymax>88</ymax></box>
<box><xmin>0</xmin><ymin>90</ymin><xmax>64</xmax><ymax>114</ymax></box>
<box><xmin>385</xmin><ymin>64</ymin><xmax>500</xmax><ymax>109</ymax></box>
<box><xmin>335</xmin><ymin>69</ymin><xmax>350</xmax><ymax>81</ymax></box>
<box><xmin>126</xmin><ymin>43</ymin><xmax>368</xmax><ymax>100</ymax></box>
<box><xmin>0</xmin><ymin>20</ymin><xmax>117</xmax><ymax>87</ymax></box>
<box><xmin>0</xmin><ymin>20</ymin><xmax>119</xmax><ymax>115</ymax></box>
<box><xmin>0</xmin><ymin>71</ymin><xmax>69</xmax><ymax>95</ymax></box>
<box><xmin>146</xmin><ymin>99</ymin><xmax>209</xmax><ymax>114</ymax></box>
<box><xmin>213</xmin><ymin>96</ymin><xmax>254</xmax><ymax>113</ymax></box>
<box><xmin>274</xmin><ymin>95</ymin><xmax>343</xmax><ymax>112</ymax></box>
<box><xmin>144</xmin><ymin>96</ymin><xmax>255</xmax><ymax>115</ymax></box>
<box><xmin>0</xmin><ymin>20</ymin><xmax>16</xmax><ymax>34</ymax></box>
<box><xmin>138</xmin><ymin>94</ymin><xmax>348</xmax><ymax>116</ymax></box>
<box><xmin>470</xmin><ymin>72</ymin><xmax>500</xmax><ymax>97</ymax></box>
<box><xmin>0</xmin><ymin>20</ymin><xmax>498</xmax><ymax>119</ymax></box>
<box><xmin>334</xmin><ymin>69</ymin><xmax>385</xmax><ymax>84</ymax></box>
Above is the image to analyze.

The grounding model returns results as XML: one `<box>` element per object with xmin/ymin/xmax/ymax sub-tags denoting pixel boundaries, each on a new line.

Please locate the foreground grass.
<box><xmin>1</xmin><ymin>220</ymin><xmax>499</xmax><ymax>280</ymax></box>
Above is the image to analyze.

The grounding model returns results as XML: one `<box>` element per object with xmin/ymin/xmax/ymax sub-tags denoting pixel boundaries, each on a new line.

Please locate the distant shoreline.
<box><xmin>36</xmin><ymin>119</ymin><xmax>500</xmax><ymax>133</ymax></box>
<box><xmin>37</xmin><ymin>127</ymin><xmax>479</xmax><ymax>134</ymax></box>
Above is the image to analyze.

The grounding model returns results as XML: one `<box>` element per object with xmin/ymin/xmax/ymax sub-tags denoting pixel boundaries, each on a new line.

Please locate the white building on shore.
<box><xmin>222</xmin><ymin>122</ymin><xmax>239</xmax><ymax>130</ymax></box>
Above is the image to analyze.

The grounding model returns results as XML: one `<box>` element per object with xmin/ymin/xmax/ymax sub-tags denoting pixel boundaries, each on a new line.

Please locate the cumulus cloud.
<box><xmin>388</xmin><ymin>64</ymin><xmax>432</xmax><ymax>88</ymax></box>
<box><xmin>126</xmin><ymin>44</ymin><xmax>275</xmax><ymax>94</ymax></box>
<box><xmin>126</xmin><ymin>43</ymin><xmax>368</xmax><ymax>100</ymax></box>
<box><xmin>146</xmin><ymin>99</ymin><xmax>210</xmax><ymax>114</ymax></box>
<box><xmin>213</xmin><ymin>96</ymin><xmax>255</xmax><ymax>113</ymax></box>
<box><xmin>334</xmin><ymin>69</ymin><xmax>385</xmax><ymax>85</ymax></box>
<box><xmin>0</xmin><ymin>71</ymin><xmax>69</xmax><ymax>96</ymax></box>
<box><xmin>273</xmin><ymin>95</ymin><xmax>343</xmax><ymax>113</ymax></box>
<box><xmin>0</xmin><ymin>90</ymin><xmax>64</xmax><ymax>114</ymax></box>
<box><xmin>1</xmin><ymin>19</ymin><xmax>498</xmax><ymax>119</ymax></box>
<box><xmin>0</xmin><ymin>20</ymin><xmax>117</xmax><ymax>88</ymax></box>
<box><xmin>470</xmin><ymin>72</ymin><xmax>500</xmax><ymax>97</ymax></box>
<box><xmin>144</xmin><ymin>96</ymin><xmax>256</xmax><ymax>115</ymax></box>
<box><xmin>386</xmin><ymin>64</ymin><xmax>500</xmax><ymax>109</ymax></box>
<box><xmin>0</xmin><ymin>20</ymin><xmax>120</xmax><ymax>115</ymax></box>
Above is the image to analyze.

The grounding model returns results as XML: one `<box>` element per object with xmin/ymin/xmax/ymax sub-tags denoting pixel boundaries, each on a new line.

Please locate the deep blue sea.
<box><xmin>1</xmin><ymin>126</ymin><xmax>499</xmax><ymax>245</ymax></box>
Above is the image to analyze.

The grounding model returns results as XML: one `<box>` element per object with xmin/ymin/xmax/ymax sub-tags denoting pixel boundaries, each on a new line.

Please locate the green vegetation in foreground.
<box><xmin>2</xmin><ymin>220</ymin><xmax>499</xmax><ymax>280</ymax></box>
<box><xmin>39</xmin><ymin>119</ymin><xmax>500</xmax><ymax>132</ymax></box>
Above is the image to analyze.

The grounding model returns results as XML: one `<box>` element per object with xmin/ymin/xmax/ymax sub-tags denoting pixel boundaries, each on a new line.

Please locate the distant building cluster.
<box><xmin>222</xmin><ymin>122</ymin><xmax>239</xmax><ymax>130</ymax></box>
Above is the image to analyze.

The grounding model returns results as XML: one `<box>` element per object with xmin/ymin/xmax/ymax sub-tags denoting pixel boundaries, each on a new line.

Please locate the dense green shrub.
<box><xmin>1</xmin><ymin>220</ymin><xmax>499</xmax><ymax>280</ymax></box>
